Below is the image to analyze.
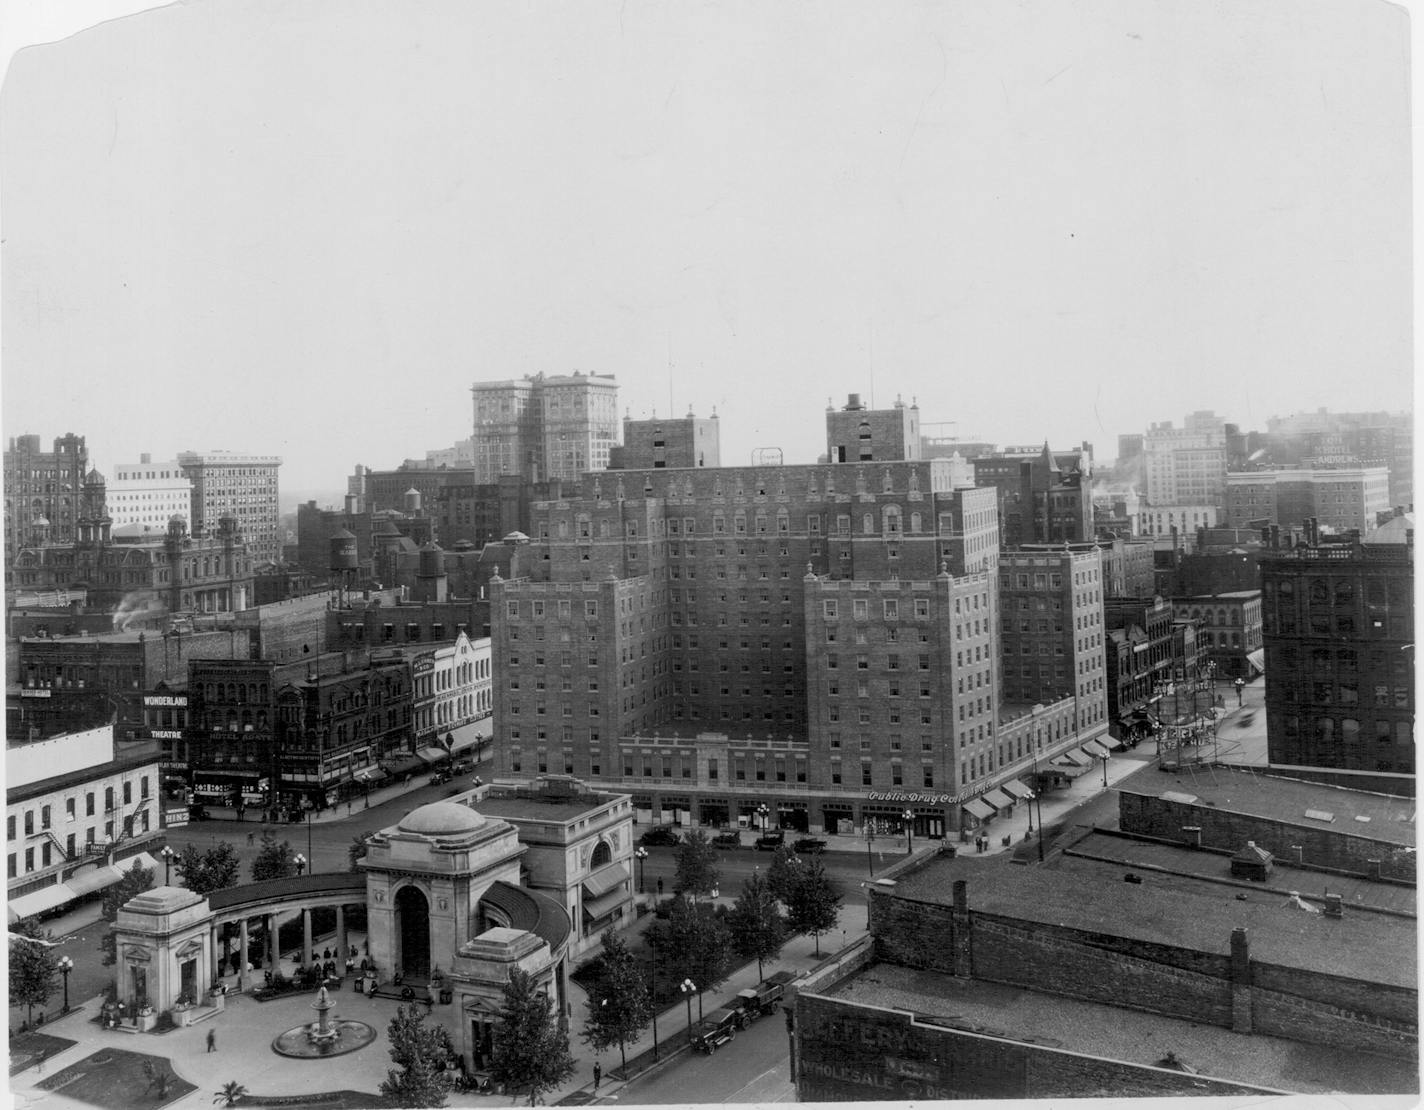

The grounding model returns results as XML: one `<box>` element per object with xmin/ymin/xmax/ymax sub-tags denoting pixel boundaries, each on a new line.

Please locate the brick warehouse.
<box><xmin>489</xmin><ymin>451</ymin><xmax>1112</xmax><ymax>837</ymax></box>
<box><xmin>793</xmin><ymin>773</ymin><xmax>1417</xmax><ymax>1100</ymax></box>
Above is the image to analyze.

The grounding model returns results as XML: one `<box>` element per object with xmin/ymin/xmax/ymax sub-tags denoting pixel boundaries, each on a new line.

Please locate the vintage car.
<box><xmin>711</xmin><ymin>829</ymin><xmax>742</xmax><ymax>848</ymax></box>
<box><xmin>692</xmin><ymin>1006</ymin><xmax>743</xmax><ymax>1053</ymax></box>
<box><xmin>793</xmin><ymin>837</ymin><xmax>827</xmax><ymax>854</ymax></box>
<box><xmin>639</xmin><ymin>825</ymin><xmax>682</xmax><ymax>847</ymax></box>
<box><xmin>754</xmin><ymin>830</ymin><xmax>785</xmax><ymax>851</ymax></box>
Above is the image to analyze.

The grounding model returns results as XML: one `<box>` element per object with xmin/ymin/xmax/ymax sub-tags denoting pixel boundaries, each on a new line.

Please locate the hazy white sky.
<box><xmin>1</xmin><ymin>0</ymin><xmax>1413</xmax><ymax>501</ymax></box>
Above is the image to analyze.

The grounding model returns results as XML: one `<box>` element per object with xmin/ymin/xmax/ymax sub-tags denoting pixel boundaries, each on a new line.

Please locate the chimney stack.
<box><xmin>1323</xmin><ymin>894</ymin><xmax>1343</xmax><ymax>918</ymax></box>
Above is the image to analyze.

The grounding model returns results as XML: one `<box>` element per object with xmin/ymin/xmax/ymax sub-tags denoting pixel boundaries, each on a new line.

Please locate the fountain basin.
<box><xmin>271</xmin><ymin>1018</ymin><xmax>376</xmax><ymax>1059</ymax></box>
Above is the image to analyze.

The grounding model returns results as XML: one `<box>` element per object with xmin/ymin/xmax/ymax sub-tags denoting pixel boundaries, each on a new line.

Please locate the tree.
<box><xmin>380</xmin><ymin>1003</ymin><xmax>454</xmax><ymax>1108</ymax></box>
<box><xmin>250</xmin><ymin>830</ymin><xmax>295</xmax><ymax>882</ymax></box>
<box><xmin>10</xmin><ymin>917</ymin><xmax>59</xmax><ymax>1028</ymax></box>
<box><xmin>175</xmin><ymin>842</ymin><xmax>240</xmax><ymax>896</ymax></box>
<box><xmin>490</xmin><ymin>967</ymin><xmax>577</xmax><ymax>1106</ymax></box>
<box><xmin>213</xmin><ymin>1081</ymin><xmax>248</xmax><ymax>1106</ymax></box>
<box><xmin>100</xmin><ymin>857</ymin><xmax>155</xmax><ymax>965</ymax></box>
<box><xmin>786</xmin><ymin>858</ymin><xmax>842</xmax><ymax>957</ymax></box>
<box><xmin>728</xmin><ymin>869</ymin><xmax>786</xmax><ymax>980</ymax></box>
<box><xmin>349</xmin><ymin>834</ymin><xmax>370</xmax><ymax>873</ymax></box>
<box><xmin>653</xmin><ymin>894</ymin><xmax>731</xmax><ymax>1002</ymax></box>
<box><xmin>765</xmin><ymin>845</ymin><xmax>805</xmax><ymax>905</ymax></box>
<box><xmin>673</xmin><ymin>828</ymin><xmax>720</xmax><ymax>900</ymax></box>
<box><xmin>580</xmin><ymin>931</ymin><xmax>652</xmax><ymax>1072</ymax></box>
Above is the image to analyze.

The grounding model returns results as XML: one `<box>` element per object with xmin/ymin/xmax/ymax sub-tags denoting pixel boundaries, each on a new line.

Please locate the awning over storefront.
<box><xmin>582</xmin><ymin>890</ymin><xmax>626</xmax><ymax>921</ymax></box>
<box><xmin>582</xmin><ymin>863</ymin><xmax>630</xmax><ymax>899</ymax></box>
<box><xmin>981</xmin><ymin>789</ymin><xmax>1014</xmax><ymax>810</ymax></box>
<box><xmin>445</xmin><ymin>720</ymin><xmax>492</xmax><ymax>755</ymax></box>
<box><xmin>1054</xmin><ymin>750</ymin><xmax>1089</xmax><ymax>767</ymax></box>
<box><xmin>414</xmin><ymin>747</ymin><xmax>447</xmax><ymax>766</ymax></box>
<box><xmin>1081</xmin><ymin>741</ymin><xmax>1109</xmax><ymax>759</ymax></box>
<box><xmin>1247</xmin><ymin>649</ymin><xmax>1265</xmax><ymax>675</ymax></box>
<box><xmin>1049</xmin><ymin>762</ymin><xmax>1092</xmax><ymax>779</ymax></box>
<box><xmin>353</xmin><ymin>766</ymin><xmax>387</xmax><ymax>784</ymax></box>
<box><xmin>8</xmin><ymin>881</ymin><xmax>76</xmax><ymax>921</ymax></box>
<box><xmin>962</xmin><ymin>798</ymin><xmax>995</xmax><ymax>821</ymax></box>
<box><xmin>382</xmin><ymin>754</ymin><xmax>424</xmax><ymax>777</ymax></box>
<box><xmin>1099</xmin><ymin>736</ymin><xmax>1123</xmax><ymax>751</ymax></box>
<box><xmin>1001</xmin><ymin>781</ymin><xmax>1034</xmax><ymax>801</ymax></box>
<box><xmin>66</xmin><ymin>863</ymin><xmax>125</xmax><ymax>898</ymax></box>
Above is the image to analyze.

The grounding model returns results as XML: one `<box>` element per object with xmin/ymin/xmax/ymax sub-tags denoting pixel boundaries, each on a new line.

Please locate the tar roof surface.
<box><xmin>890</xmin><ymin>853</ymin><xmax>1416</xmax><ymax>988</ymax></box>
<box><xmin>1124</xmin><ymin>765</ymin><xmax>1416</xmax><ymax>845</ymax></box>
<box><xmin>475</xmin><ymin>796</ymin><xmax>607</xmax><ymax>822</ymax></box>
<box><xmin>824</xmin><ymin>963</ymin><xmax>1417</xmax><ymax>1096</ymax></box>
<box><xmin>1066</xmin><ymin>829</ymin><xmax>1418</xmax><ymax>916</ymax></box>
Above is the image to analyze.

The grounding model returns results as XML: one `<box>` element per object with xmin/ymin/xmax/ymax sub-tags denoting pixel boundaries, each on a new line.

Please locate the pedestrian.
<box><xmin>656</xmin><ymin>878</ymin><xmax>664</xmax><ymax>896</ymax></box>
<box><xmin>206</xmin><ymin>1028</ymin><xmax>216</xmax><ymax>1053</ymax></box>
<box><xmin>247</xmin><ymin>832</ymin><xmax>255</xmax><ymax>846</ymax></box>
<box><xmin>593</xmin><ymin>1062</ymin><xmax>601</xmax><ymax>1090</ymax></box>
<box><xmin>323</xmin><ymin>947</ymin><xmax>332</xmax><ymax>960</ymax></box>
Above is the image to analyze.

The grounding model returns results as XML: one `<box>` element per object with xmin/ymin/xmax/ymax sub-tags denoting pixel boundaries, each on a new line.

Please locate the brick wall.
<box><xmin>795</xmin><ymin>992</ymin><xmax>1280</xmax><ymax>1101</ymax></box>
<box><xmin>1119</xmin><ymin>792</ymin><xmax>1415</xmax><ymax>882</ymax></box>
<box><xmin>869</xmin><ymin>886</ymin><xmax>1417</xmax><ymax>1062</ymax></box>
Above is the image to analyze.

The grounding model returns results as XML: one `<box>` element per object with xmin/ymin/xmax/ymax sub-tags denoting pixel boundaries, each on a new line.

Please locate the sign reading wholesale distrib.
<box><xmin>144</xmin><ymin>695</ymin><xmax>188</xmax><ymax>707</ymax></box>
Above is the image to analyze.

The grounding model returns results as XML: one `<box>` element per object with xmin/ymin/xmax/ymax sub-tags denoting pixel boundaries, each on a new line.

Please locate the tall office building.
<box><xmin>1259</xmin><ymin>513</ymin><xmax>1414</xmax><ymax>772</ymax></box>
<box><xmin>1225</xmin><ymin>467</ymin><xmax>1392</xmax><ymax>534</ymax></box>
<box><xmin>108</xmin><ymin>455</ymin><xmax>193</xmax><ymax>534</ymax></box>
<box><xmin>176</xmin><ymin>451</ymin><xmax>283</xmax><ymax>564</ymax></box>
<box><xmin>4</xmin><ymin>433</ymin><xmax>89</xmax><ymax>559</ymax></box>
<box><xmin>471</xmin><ymin>371</ymin><xmax>619</xmax><ymax>483</ymax></box>
<box><xmin>1142</xmin><ymin>411</ymin><xmax>1227</xmax><ymax>511</ymax></box>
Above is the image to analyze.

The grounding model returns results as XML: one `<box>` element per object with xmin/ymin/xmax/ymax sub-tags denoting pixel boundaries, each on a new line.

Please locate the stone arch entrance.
<box><xmin>394</xmin><ymin>885</ymin><xmax>432</xmax><ymax>979</ymax></box>
<box><xmin>590</xmin><ymin>840</ymin><xmax>612</xmax><ymax>868</ymax></box>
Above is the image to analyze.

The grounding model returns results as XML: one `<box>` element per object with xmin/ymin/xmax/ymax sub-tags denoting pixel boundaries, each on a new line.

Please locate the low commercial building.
<box><xmin>6</xmin><ymin>724</ymin><xmax>165</xmax><ymax>923</ymax></box>
<box><xmin>794</xmin><ymin>769</ymin><xmax>1417</xmax><ymax>1100</ymax></box>
<box><xmin>1171</xmin><ymin>591</ymin><xmax>1263</xmax><ymax>680</ymax></box>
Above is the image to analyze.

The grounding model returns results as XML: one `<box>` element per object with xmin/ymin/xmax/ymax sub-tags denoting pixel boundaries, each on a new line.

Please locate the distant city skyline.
<box><xmin>2</xmin><ymin>0</ymin><xmax>1413</xmax><ymax>497</ymax></box>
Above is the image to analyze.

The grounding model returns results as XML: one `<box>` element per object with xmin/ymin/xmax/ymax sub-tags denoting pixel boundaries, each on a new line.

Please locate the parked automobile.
<box><xmin>734</xmin><ymin>970</ymin><xmax>797</xmax><ymax>1024</ymax></box>
<box><xmin>429</xmin><ymin>771</ymin><xmax>451</xmax><ymax>787</ymax></box>
<box><xmin>187</xmin><ymin>804</ymin><xmax>210</xmax><ymax>821</ymax></box>
<box><xmin>692</xmin><ymin>1006</ymin><xmax>742</xmax><ymax>1053</ymax></box>
<box><xmin>639</xmin><ymin>825</ymin><xmax>682</xmax><ymax>847</ymax></box>
<box><xmin>793</xmin><ymin>837</ymin><xmax>827</xmax><ymax>854</ymax></box>
<box><xmin>711</xmin><ymin>830</ymin><xmax>742</xmax><ymax>848</ymax></box>
<box><xmin>754</xmin><ymin>831</ymin><xmax>785</xmax><ymax>850</ymax></box>
<box><xmin>451</xmin><ymin>759</ymin><xmax>475</xmax><ymax>775</ymax></box>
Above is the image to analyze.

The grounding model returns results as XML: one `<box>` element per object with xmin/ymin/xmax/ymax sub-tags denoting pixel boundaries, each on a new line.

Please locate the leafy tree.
<box><xmin>765</xmin><ymin>845</ymin><xmax>805</xmax><ymax>905</ymax></box>
<box><xmin>728</xmin><ymin>869</ymin><xmax>786</xmax><ymax>980</ymax></box>
<box><xmin>349</xmin><ymin>834</ymin><xmax>370</xmax><ymax>873</ymax></box>
<box><xmin>673</xmin><ymin>828</ymin><xmax>720</xmax><ymax>901</ymax></box>
<box><xmin>580</xmin><ymin>931</ymin><xmax>652</xmax><ymax>1072</ymax></box>
<box><xmin>250</xmin><ymin>830</ymin><xmax>295</xmax><ymax>882</ymax></box>
<box><xmin>786</xmin><ymin>857</ymin><xmax>842</xmax><ymax>956</ymax></box>
<box><xmin>490</xmin><ymin>967</ymin><xmax>577</xmax><ymax>1106</ymax></box>
<box><xmin>380</xmin><ymin>1003</ymin><xmax>454</xmax><ymax>1108</ymax></box>
<box><xmin>652</xmin><ymin>894</ymin><xmax>731</xmax><ymax>1002</ymax></box>
<box><xmin>175</xmin><ymin>842</ymin><xmax>240</xmax><ymax>896</ymax></box>
<box><xmin>213</xmin><ymin>1081</ymin><xmax>248</xmax><ymax>1106</ymax></box>
<box><xmin>9</xmin><ymin>917</ymin><xmax>59</xmax><ymax>1027</ymax></box>
<box><xmin>100</xmin><ymin>857</ymin><xmax>155</xmax><ymax>965</ymax></box>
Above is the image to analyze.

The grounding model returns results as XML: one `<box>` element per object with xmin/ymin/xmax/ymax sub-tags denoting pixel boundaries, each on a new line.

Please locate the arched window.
<box><xmin>862</xmin><ymin>513</ymin><xmax>873</xmax><ymax>534</ymax></box>
<box><xmin>909</xmin><ymin>512</ymin><xmax>922</xmax><ymax>533</ymax></box>
<box><xmin>883</xmin><ymin>506</ymin><xmax>902</xmax><ymax>534</ymax></box>
<box><xmin>590</xmin><ymin>841</ymin><xmax>612</xmax><ymax>868</ymax></box>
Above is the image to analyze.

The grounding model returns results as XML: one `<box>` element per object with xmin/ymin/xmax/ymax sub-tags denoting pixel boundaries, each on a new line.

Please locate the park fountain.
<box><xmin>271</xmin><ymin>984</ymin><xmax>376</xmax><ymax>1059</ymax></box>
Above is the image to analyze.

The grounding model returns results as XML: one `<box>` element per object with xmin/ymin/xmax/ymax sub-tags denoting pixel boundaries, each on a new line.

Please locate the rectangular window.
<box><xmin>5</xmin><ymin>816</ymin><xmax>12</xmax><ymax>841</ymax></box>
<box><xmin>884</xmin><ymin>599</ymin><xmax>899</xmax><ymax>620</ymax></box>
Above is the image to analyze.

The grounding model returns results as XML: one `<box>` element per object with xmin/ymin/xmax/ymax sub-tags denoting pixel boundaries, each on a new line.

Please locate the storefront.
<box><xmin>820</xmin><ymin>803</ymin><xmax>855</xmax><ymax>835</ymax></box>
<box><xmin>696</xmin><ymin>798</ymin><xmax>730</xmax><ymax>827</ymax></box>
<box><xmin>191</xmin><ymin>770</ymin><xmax>266</xmax><ymax>808</ymax></box>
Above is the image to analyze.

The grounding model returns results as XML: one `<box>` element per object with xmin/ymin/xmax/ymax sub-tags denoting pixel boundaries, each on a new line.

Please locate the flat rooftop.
<box><xmin>1067</xmin><ymin>828</ymin><xmax>1417</xmax><ymax>917</ymax></box>
<box><xmin>889</xmin><ymin>851</ymin><xmax>1416</xmax><ymax>989</ymax></box>
<box><xmin>1123</xmin><ymin>764</ymin><xmax>1416</xmax><ymax>847</ymax></box>
<box><xmin>824</xmin><ymin>962</ymin><xmax>1417</xmax><ymax>1096</ymax></box>
<box><xmin>475</xmin><ymin>793</ymin><xmax>618</xmax><ymax>823</ymax></box>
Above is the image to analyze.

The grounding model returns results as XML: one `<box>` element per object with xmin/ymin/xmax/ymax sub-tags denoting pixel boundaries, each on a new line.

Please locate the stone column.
<box><xmin>210</xmin><ymin>923</ymin><xmax>219</xmax><ymax>983</ymax></box>
<box><xmin>269</xmin><ymin>912</ymin><xmax>280</xmax><ymax>974</ymax></box>
<box><xmin>337</xmin><ymin>905</ymin><xmax>347</xmax><ymax>969</ymax></box>
<box><xmin>303</xmin><ymin>907</ymin><xmax>313</xmax><ymax>966</ymax></box>
<box><xmin>238</xmin><ymin>919</ymin><xmax>249</xmax><ymax>990</ymax></box>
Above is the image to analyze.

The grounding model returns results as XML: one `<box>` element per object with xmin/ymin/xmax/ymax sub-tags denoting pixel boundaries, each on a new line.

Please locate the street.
<box><xmin>611</xmin><ymin>998</ymin><xmax>795</xmax><ymax>1104</ymax></box>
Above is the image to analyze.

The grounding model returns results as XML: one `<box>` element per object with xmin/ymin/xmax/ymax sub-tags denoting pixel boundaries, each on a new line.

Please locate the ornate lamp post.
<box><xmin>756</xmin><ymin>803</ymin><xmax>769</xmax><ymax>834</ymax></box>
<box><xmin>864</xmin><ymin>818</ymin><xmax>875</xmax><ymax>877</ymax></box>
<box><xmin>58</xmin><ymin>955</ymin><xmax>73</xmax><ymax>1013</ymax></box>
<box><xmin>294</xmin><ymin>853</ymin><xmax>307</xmax><ymax>877</ymax></box>
<box><xmin>634</xmin><ymin>846</ymin><xmax>648</xmax><ymax>893</ymax></box>
<box><xmin>681</xmin><ymin>979</ymin><xmax>697</xmax><ymax>1045</ymax></box>
<box><xmin>160</xmin><ymin>845</ymin><xmax>176</xmax><ymax>885</ymax></box>
<box><xmin>902</xmin><ymin>809</ymin><xmax>914</xmax><ymax>855</ymax></box>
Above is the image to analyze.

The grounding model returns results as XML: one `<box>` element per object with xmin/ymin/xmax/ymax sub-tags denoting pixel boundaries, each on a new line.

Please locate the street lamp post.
<box><xmin>160</xmin><ymin>845</ymin><xmax>175</xmax><ymax>885</ymax></box>
<box><xmin>864</xmin><ymin>819</ymin><xmax>875</xmax><ymax>877</ymax></box>
<box><xmin>681</xmin><ymin>979</ymin><xmax>697</xmax><ymax>1045</ymax></box>
<box><xmin>58</xmin><ymin>955</ymin><xmax>73</xmax><ymax>1013</ymax></box>
<box><xmin>648</xmin><ymin>944</ymin><xmax>660</xmax><ymax>1061</ymax></box>
<box><xmin>1100</xmin><ymin>754</ymin><xmax>1110</xmax><ymax>787</ymax></box>
<box><xmin>756</xmin><ymin>803</ymin><xmax>769</xmax><ymax>835</ymax></box>
<box><xmin>1234</xmin><ymin>676</ymin><xmax>1245</xmax><ymax>707</ymax></box>
<box><xmin>294</xmin><ymin>853</ymin><xmax>307</xmax><ymax>877</ymax></box>
<box><xmin>902</xmin><ymin>809</ymin><xmax>914</xmax><ymax>856</ymax></box>
<box><xmin>634</xmin><ymin>846</ymin><xmax>648</xmax><ymax>893</ymax></box>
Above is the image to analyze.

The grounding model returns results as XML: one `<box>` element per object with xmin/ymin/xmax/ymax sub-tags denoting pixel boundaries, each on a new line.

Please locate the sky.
<box><xmin>1</xmin><ymin>0</ymin><xmax>1414</xmax><ymax>506</ymax></box>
